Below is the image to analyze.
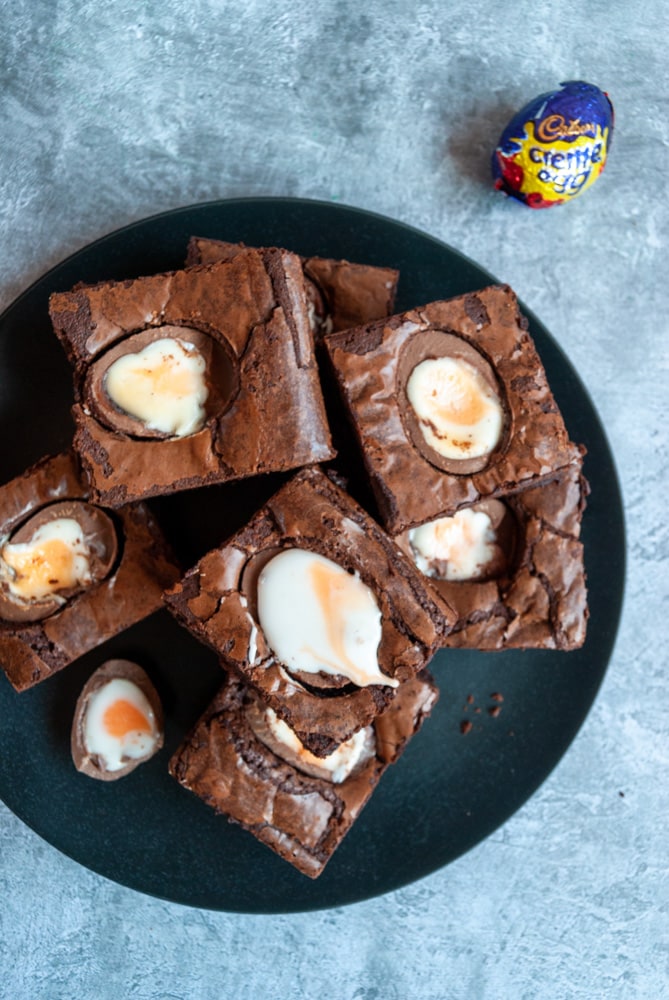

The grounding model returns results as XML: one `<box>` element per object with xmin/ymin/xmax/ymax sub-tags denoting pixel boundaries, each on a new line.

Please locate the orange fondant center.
<box><xmin>308</xmin><ymin>560</ymin><xmax>352</xmax><ymax>669</ymax></box>
<box><xmin>138</xmin><ymin>356</ymin><xmax>197</xmax><ymax>398</ymax></box>
<box><xmin>4</xmin><ymin>539</ymin><xmax>77</xmax><ymax>598</ymax></box>
<box><xmin>432</xmin><ymin>369</ymin><xmax>487</xmax><ymax>426</ymax></box>
<box><xmin>103</xmin><ymin>698</ymin><xmax>152</xmax><ymax>738</ymax></box>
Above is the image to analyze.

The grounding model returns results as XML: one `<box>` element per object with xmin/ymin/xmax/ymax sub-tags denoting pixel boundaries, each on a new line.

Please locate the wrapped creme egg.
<box><xmin>492</xmin><ymin>80</ymin><xmax>614</xmax><ymax>208</ymax></box>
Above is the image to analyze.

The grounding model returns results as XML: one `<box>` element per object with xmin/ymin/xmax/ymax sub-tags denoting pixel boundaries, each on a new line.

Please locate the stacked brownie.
<box><xmin>164</xmin><ymin>468</ymin><xmax>451</xmax><ymax>753</ymax></box>
<box><xmin>0</xmin><ymin>233</ymin><xmax>587</xmax><ymax>878</ymax></box>
<box><xmin>325</xmin><ymin>285</ymin><xmax>589</xmax><ymax>652</ymax></box>
<box><xmin>185</xmin><ymin>235</ymin><xmax>399</xmax><ymax>341</ymax></box>
<box><xmin>170</xmin><ymin>670</ymin><xmax>438</xmax><ymax>878</ymax></box>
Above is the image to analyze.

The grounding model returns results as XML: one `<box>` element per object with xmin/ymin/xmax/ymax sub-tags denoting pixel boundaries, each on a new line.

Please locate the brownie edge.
<box><xmin>186</xmin><ymin>236</ymin><xmax>399</xmax><ymax>335</ymax></box>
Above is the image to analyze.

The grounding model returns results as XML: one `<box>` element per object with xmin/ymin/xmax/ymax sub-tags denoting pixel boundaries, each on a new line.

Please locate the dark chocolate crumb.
<box><xmin>488</xmin><ymin>705</ymin><xmax>502</xmax><ymax>718</ymax></box>
<box><xmin>490</xmin><ymin>692</ymin><xmax>504</xmax><ymax>703</ymax></box>
<box><xmin>464</xmin><ymin>293</ymin><xmax>490</xmax><ymax>328</ymax></box>
<box><xmin>466</xmin><ymin>694</ymin><xmax>475</xmax><ymax>704</ymax></box>
<box><xmin>474</xmin><ymin>707</ymin><xmax>481</xmax><ymax>714</ymax></box>
<box><xmin>460</xmin><ymin>720</ymin><xmax>473</xmax><ymax>735</ymax></box>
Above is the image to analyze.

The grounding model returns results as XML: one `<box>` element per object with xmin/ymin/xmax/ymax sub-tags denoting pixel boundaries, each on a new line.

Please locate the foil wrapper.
<box><xmin>492</xmin><ymin>80</ymin><xmax>614</xmax><ymax>208</ymax></box>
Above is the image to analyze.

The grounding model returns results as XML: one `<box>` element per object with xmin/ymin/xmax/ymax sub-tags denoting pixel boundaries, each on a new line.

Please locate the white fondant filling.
<box><xmin>406</xmin><ymin>356</ymin><xmax>503</xmax><ymax>460</ymax></box>
<box><xmin>409</xmin><ymin>508</ymin><xmax>498</xmax><ymax>581</ymax></box>
<box><xmin>83</xmin><ymin>678</ymin><xmax>160</xmax><ymax>772</ymax></box>
<box><xmin>264</xmin><ymin>707</ymin><xmax>375</xmax><ymax>783</ymax></box>
<box><xmin>104</xmin><ymin>337</ymin><xmax>208</xmax><ymax>437</ymax></box>
<box><xmin>256</xmin><ymin>548</ymin><xmax>395</xmax><ymax>688</ymax></box>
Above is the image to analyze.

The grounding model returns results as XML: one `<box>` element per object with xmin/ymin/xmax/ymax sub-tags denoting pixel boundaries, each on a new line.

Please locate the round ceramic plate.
<box><xmin>0</xmin><ymin>198</ymin><xmax>624</xmax><ymax>912</ymax></box>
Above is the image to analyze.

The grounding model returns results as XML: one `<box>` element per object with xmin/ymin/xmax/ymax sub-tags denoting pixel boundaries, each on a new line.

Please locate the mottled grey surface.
<box><xmin>1</xmin><ymin>1</ymin><xmax>667</xmax><ymax>998</ymax></box>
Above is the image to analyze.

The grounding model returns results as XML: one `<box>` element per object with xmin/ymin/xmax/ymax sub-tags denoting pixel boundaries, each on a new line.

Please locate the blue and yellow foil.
<box><xmin>492</xmin><ymin>81</ymin><xmax>614</xmax><ymax>208</ymax></box>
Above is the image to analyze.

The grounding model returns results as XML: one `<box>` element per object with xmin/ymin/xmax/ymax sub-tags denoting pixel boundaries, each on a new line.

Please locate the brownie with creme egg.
<box><xmin>0</xmin><ymin>451</ymin><xmax>180</xmax><ymax>691</ymax></box>
<box><xmin>394</xmin><ymin>447</ymin><xmax>589</xmax><ymax>650</ymax></box>
<box><xmin>48</xmin><ymin>248</ymin><xmax>335</xmax><ymax>507</ymax></box>
<box><xmin>164</xmin><ymin>467</ymin><xmax>454</xmax><ymax>757</ymax></box>
<box><xmin>325</xmin><ymin>284</ymin><xmax>578</xmax><ymax>534</ymax></box>
<box><xmin>169</xmin><ymin>668</ymin><xmax>438</xmax><ymax>878</ymax></box>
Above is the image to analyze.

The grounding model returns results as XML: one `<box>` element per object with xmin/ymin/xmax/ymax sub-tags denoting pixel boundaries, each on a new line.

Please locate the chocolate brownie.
<box><xmin>169</xmin><ymin>669</ymin><xmax>438</xmax><ymax>878</ymax></box>
<box><xmin>0</xmin><ymin>452</ymin><xmax>180</xmax><ymax>691</ymax></box>
<box><xmin>164</xmin><ymin>467</ymin><xmax>454</xmax><ymax>756</ymax></box>
<box><xmin>186</xmin><ymin>236</ymin><xmax>399</xmax><ymax>339</ymax></box>
<box><xmin>394</xmin><ymin>451</ymin><xmax>589</xmax><ymax>650</ymax></box>
<box><xmin>325</xmin><ymin>285</ymin><xmax>578</xmax><ymax>534</ymax></box>
<box><xmin>48</xmin><ymin>248</ymin><xmax>335</xmax><ymax>507</ymax></box>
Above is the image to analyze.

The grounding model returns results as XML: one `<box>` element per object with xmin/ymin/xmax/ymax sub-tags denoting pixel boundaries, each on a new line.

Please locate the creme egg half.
<box><xmin>71</xmin><ymin>660</ymin><xmax>163</xmax><ymax>780</ymax></box>
<box><xmin>406</xmin><ymin>356</ymin><xmax>503</xmax><ymax>461</ymax></box>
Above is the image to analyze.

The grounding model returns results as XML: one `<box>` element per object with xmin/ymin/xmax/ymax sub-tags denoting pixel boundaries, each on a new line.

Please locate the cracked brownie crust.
<box><xmin>186</xmin><ymin>236</ymin><xmax>399</xmax><ymax>338</ymax></box>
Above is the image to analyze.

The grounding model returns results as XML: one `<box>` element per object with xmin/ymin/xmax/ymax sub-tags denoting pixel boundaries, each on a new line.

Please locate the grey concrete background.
<box><xmin>1</xmin><ymin>1</ymin><xmax>667</xmax><ymax>998</ymax></box>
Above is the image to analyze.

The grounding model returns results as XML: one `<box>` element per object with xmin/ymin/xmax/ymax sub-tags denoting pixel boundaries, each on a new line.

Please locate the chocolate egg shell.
<box><xmin>244</xmin><ymin>695</ymin><xmax>376</xmax><ymax>782</ymax></box>
<box><xmin>71</xmin><ymin>659</ymin><xmax>164</xmax><ymax>781</ymax></box>
<box><xmin>492</xmin><ymin>80</ymin><xmax>614</xmax><ymax>208</ymax></box>
<box><xmin>82</xmin><ymin>324</ymin><xmax>239</xmax><ymax>439</ymax></box>
<box><xmin>396</xmin><ymin>330</ymin><xmax>510</xmax><ymax>475</ymax></box>
<box><xmin>0</xmin><ymin>500</ymin><xmax>118</xmax><ymax>623</ymax></box>
<box><xmin>303</xmin><ymin>275</ymin><xmax>330</xmax><ymax>339</ymax></box>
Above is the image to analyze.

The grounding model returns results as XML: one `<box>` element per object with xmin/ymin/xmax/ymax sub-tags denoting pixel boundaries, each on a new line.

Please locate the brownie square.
<box><xmin>186</xmin><ymin>236</ymin><xmax>399</xmax><ymax>338</ymax></box>
<box><xmin>48</xmin><ymin>248</ymin><xmax>335</xmax><ymax>507</ymax></box>
<box><xmin>164</xmin><ymin>466</ymin><xmax>453</xmax><ymax>756</ymax></box>
<box><xmin>325</xmin><ymin>285</ymin><xmax>578</xmax><ymax>534</ymax></box>
<box><xmin>0</xmin><ymin>452</ymin><xmax>180</xmax><ymax>691</ymax></box>
<box><xmin>394</xmin><ymin>452</ymin><xmax>589</xmax><ymax>650</ymax></box>
<box><xmin>169</xmin><ymin>669</ymin><xmax>438</xmax><ymax>878</ymax></box>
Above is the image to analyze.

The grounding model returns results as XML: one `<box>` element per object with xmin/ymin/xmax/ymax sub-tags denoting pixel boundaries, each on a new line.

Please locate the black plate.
<box><xmin>0</xmin><ymin>198</ymin><xmax>625</xmax><ymax>912</ymax></box>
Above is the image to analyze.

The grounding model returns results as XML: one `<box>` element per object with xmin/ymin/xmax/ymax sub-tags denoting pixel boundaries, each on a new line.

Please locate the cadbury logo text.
<box><xmin>536</xmin><ymin>114</ymin><xmax>596</xmax><ymax>142</ymax></box>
